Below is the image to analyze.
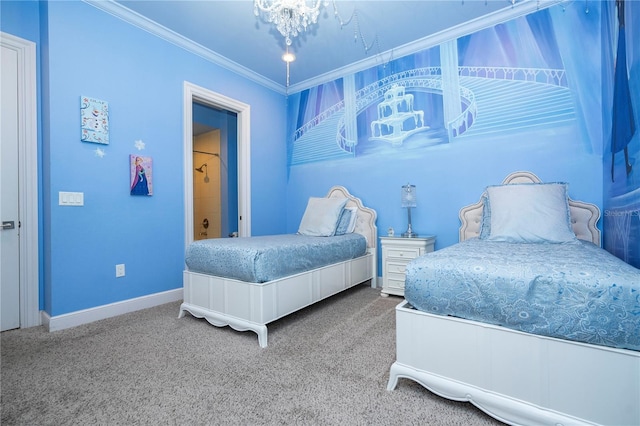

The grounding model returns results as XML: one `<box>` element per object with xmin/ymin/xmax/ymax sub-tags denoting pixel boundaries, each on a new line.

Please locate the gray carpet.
<box><xmin>1</xmin><ymin>285</ymin><xmax>502</xmax><ymax>425</ymax></box>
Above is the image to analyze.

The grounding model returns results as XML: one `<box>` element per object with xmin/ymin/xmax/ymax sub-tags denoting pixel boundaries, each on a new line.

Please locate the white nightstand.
<box><xmin>380</xmin><ymin>236</ymin><xmax>436</xmax><ymax>297</ymax></box>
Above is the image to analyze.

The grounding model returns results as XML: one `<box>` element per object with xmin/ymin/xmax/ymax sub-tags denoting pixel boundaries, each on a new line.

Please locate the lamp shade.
<box><xmin>401</xmin><ymin>184</ymin><xmax>417</xmax><ymax>208</ymax></box>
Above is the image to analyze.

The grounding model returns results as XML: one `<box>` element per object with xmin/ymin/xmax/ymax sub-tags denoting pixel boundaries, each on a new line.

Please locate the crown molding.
<box><xmin>83</xmin><ymin>0</ymin><xmax>565</xmax><ymax>97</ymax></box>
<box><xmin>287</xmin><ymin>0</ymin><xmax>566</xmax><ymax>94</ymax></box>
<box><xmin>82</xmin><ymin>0</ymin><xmax>287</xmax><ymax>95</ymax></box>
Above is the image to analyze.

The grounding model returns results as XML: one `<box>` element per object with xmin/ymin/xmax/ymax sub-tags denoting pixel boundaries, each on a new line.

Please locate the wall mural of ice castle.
<box><xmin>286</xmin><ymin>1</ymin><xmax>640</xmax><ymax>268</ymax></box>
<box><xmin>370</xmin><ymin>84</ymin><xmax>427</xmax><ymax>145</ymax></box>
<box><xmin>287</xmin><ymin>15</ymin><xmax>575</xmax><ymax>166</ymax></box>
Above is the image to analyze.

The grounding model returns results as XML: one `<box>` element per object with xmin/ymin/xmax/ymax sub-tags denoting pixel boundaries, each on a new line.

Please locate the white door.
<box><xmin>1</xmin><ymin>43</ymin><xmax>21</xmax><ymax>331</ymax></box>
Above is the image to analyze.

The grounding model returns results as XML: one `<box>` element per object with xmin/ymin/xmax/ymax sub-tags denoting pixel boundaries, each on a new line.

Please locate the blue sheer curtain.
<box><xmin>611</xmin><ymin>0</ymin><xmax>636</xmax><ymax>162</ymax></box>
<box><xmin>549</xmin><ymin>1</ymin><xmax>603</xmax><ymax>154</ymax></box>
<box><xmin>526</xmin><ymin>10</ymin><xmax>563</xmax><ymax>69</ymax></box>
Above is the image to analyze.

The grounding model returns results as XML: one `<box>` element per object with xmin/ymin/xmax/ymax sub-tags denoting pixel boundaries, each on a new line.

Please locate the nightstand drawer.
<box><xmin>386</xmin><ymin>247</ymin><xmax>421</xmax><ymax>260</ymax></box>
<box><xmin>386</xmin><ymin>261</ymin><xmax>409</xmax><ymax>276</ymax></box>
<box><xmin>385</xmin><ymin>278</ymin><xmax>405</xmax><ymax>291</ymax></box>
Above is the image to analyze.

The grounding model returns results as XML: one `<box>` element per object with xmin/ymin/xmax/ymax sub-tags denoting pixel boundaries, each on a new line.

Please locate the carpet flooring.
<box><xmin>1</xmin><ymin>284</ymin><xmax>502</xmax><ymax>425</ymax></box>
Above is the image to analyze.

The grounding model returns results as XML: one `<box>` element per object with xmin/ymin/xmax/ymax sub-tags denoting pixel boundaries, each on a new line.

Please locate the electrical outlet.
<box><xmin>115</xmin><ymin>264</ymin><xmax>125</xmax><ymax>278</ymax></box>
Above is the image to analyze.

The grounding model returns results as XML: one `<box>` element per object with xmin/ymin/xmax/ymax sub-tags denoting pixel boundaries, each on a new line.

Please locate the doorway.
<box><xmin>0</xmin><ymin>32</ymin><xmax>39</xmax><ymax>331</ymax></box>
<box><xmin>192</xmin><ymin>103</ymin><xmax>238</xmax><ymax>240</ymax></box>
<box><xmin>183</xmin><ymin>82</ymin><xmax>251</xmax><ymax>249</ymax></box>
<box><xmin>193</xmin><ymin>127</ymin><xmax>223</xmax><ymax>240</ymax></box>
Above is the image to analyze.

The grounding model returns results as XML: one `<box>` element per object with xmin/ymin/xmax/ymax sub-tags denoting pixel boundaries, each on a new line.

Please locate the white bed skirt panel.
<box><xmin>180</xmin><ymin>252</ymin><xmax>373</xmax><ymax>347</ymax></box>
<box><xmin>387</xmin><ymin>302</ymin><xmax>640</xmax><ymax>426</ymax></box>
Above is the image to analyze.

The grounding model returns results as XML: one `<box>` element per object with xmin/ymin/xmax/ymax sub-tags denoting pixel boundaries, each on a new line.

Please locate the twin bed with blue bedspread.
<box><xmin>185</xmin><ymin>233</ymin><xmax>367</xmax><ymax>284</ymax></box>
<box><xmin>179</xmin><ymin>186</ymin><xmax>377</xmax><ymax>348</ymax></box>
<box><xmin>388</xmin><ymin>171</ymin><xmax>640</xmax><ymax>426</ymax></box>
<box><xmin>404</xmin><ymin>238</ymin><xmax>640</xmax><ymax>352</ymax></box>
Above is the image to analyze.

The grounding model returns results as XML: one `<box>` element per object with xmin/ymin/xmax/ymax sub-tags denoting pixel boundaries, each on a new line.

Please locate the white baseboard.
<box><xmin>42</xmin><ymin>288</ymin><xmax>183</xmax><ymax>332</ymax></box>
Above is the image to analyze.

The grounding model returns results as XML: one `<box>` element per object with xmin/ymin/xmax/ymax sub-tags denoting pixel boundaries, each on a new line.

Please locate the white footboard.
<box><xmin>180</xmin><ymin>253</ymin><xmax>373</xmax><ymax>347</ymax></box>
<box><xmin>388</xmin><ymin>302</ymin><xmax>640</xmax><ymax>426</ymax></box>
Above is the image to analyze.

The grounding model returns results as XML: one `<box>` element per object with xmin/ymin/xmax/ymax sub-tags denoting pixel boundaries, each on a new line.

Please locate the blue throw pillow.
<box><xmin>334</xmin><ymin>208</ymin><xmax>353</xmax><ymax>236</ymax></box>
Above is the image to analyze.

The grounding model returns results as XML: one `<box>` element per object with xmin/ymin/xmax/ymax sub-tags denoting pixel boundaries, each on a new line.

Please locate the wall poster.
<box><xmin>130</xmin><ymin>155</ymin><xmax>153</xmax><ymax>196</ymax></box>
<box><xmin>81</xmin><ymin>96</ymin><xmax>109</xmax><ymax>144</ymax></box>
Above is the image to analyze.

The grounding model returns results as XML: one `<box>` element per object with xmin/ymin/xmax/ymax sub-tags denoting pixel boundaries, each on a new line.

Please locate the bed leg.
<box><xmin>257</xmin><ymin>326</ymin><xmax>268</xmax><ymax>348</ymax></box>
<box><xmin>386</xmin><ymin>362</ymin><xmax>400</xmax><ymax>391</ymax></box>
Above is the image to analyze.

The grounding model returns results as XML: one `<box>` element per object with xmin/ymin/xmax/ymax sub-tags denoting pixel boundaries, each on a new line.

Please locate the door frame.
<box><xmin>183</xmin><ymin>81</ymin><xmax>251</xmax><ymax>248</ymax></box>
<box><xmin>0</xmin><ymin>32</ymin><xmax>40</xmax><ymax>328</ymax></box>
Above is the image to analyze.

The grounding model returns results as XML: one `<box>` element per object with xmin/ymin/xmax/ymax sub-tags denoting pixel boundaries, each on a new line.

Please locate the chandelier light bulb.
<box><xmin>282</xmin><ymin>51</ymin><xmax>296</xmax><ymax>63</ymax></box>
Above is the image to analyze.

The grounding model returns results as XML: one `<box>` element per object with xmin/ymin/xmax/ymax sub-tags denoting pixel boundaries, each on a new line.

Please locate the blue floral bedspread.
<box><xmin>404</xmin><ymin>238</ymin><xmax>640</xmax><ymax>351</ymax></box>
<box><xmin>185</xmin><ymin>233</ymin><xmax>367</xmax><ymax>283</ymax></box>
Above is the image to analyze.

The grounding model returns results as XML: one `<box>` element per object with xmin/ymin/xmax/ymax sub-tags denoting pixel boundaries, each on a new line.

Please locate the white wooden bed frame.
<box><xmin>179</xmin><ymin>186</ymin><xmax>377</xmax><ymax>348</ymax></box>
<box><xmin>387</xmin><ymin>171</ymin><xmax>640</xmax><ymax>426</ymax></box>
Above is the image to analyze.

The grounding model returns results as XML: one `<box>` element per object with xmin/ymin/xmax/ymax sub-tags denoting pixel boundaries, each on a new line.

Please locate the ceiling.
<box><xmin>105</xmin><ymin>0</ymin><xmax>546</xmax><ymax>92</ymax></box>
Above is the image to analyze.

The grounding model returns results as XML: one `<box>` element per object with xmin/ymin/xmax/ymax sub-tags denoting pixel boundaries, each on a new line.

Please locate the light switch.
<box><xmin>73</xmin><ymin>192</ymin><xmax>84</xmax><ymax>205</ymax></box>
<box><xmin>59</xmin><ymin>191</ymin><xmax>84</xmax><ymax>206</ymax></box>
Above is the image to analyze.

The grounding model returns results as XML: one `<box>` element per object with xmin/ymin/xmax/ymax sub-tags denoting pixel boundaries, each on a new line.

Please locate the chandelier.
<box><xmin>254</xmin><ymin>0</ymin><xmax>327</xmax><ymax>46</ymax></box>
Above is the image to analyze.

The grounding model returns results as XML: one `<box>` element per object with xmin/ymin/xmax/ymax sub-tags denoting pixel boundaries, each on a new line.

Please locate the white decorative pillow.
<box><xmin>485</xmin><ymin>183</ymin><xmax>577</xmax><ymax>243</ymax></box>
<box><xmin>298</xmin><ymin>197</ymin><xmax>349</xmax><ymax>237</ymax></box>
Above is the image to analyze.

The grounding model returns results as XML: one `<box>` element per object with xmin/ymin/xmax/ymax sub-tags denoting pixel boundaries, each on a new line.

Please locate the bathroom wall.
<box><xmin>193</xmin><ymin>130</ymin><xmax>221</xmax><ymax>240</ymax></box>
<box><xmin>192</xmin><ymin>103</ymin><xmax>238</xmax><ymax>238</ymax></box>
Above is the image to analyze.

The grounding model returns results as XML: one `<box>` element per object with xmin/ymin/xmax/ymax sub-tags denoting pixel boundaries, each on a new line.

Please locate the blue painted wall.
<box><xmin>2</xmin><ymin>0</ymin><xmax>638</xmax><ymax>320</ymax></box>
<box><xmin>3</xmin><ymin>1</ymin><xmax>287</xmax><ymax>317</ymax></box>
<box><xmin>1</xmin><ymin>0</ymin><xmax>40</xmax><ymax>41</ymax></box>
<box><xmin>285</xmin><ymin>2</ymin><xmax>618</xmax><ymax>271</ymax></box>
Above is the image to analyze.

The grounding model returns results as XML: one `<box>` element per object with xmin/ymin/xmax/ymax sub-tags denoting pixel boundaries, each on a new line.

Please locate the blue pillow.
<box><xmin>479</xmin><ymin>194</ymin><xmax>491</xmax><ymax>239</ymax></box>
<box><xmin>334</xmin><ymin>208</ymin><xmax>353</xmax><ymax>236</ymax></box>
<box><xmin>484</xmin><ymin>183</ymin><xmax>577</xmax><ymax>244</ymax></box>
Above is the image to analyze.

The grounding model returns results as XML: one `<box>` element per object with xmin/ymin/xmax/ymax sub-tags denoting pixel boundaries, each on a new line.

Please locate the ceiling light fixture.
<box><xmin>282</xmin><ymin>48</ymin><xmax>296</xmax><ymax>87</ymax></box>
<box><xmin>254</xmin><ymin>0</ymin><xmax>327</xmax><ymax>46</ymax></box>
<box><xmin>281</xmin><ymin>51</ymin><xmax>296</xmax><ymax>63</ymax></box>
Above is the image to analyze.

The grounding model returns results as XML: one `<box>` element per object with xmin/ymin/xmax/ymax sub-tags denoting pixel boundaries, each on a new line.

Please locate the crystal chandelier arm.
<box><xmin>254</xmin><ymin>0</ymin><xmax>283</xmax><ymax>14</ymax></box>
<box><xmin>254</xmin><ymin>0</ymin><xmax>324</xmax><ymax>13</ymax></box>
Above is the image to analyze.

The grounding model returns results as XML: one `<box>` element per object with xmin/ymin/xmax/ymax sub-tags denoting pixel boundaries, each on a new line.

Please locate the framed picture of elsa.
<box><xmin>130</xmin><ymin>155</ymin><xmax>153</xmax><ymax>196</ymax></box>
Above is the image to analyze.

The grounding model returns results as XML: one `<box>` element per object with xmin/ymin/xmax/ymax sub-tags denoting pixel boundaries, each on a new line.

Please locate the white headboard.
<box><xmin>458</xmin><ymin>171</ymin><xmax>601</xmax><ymax>246</ymax></box>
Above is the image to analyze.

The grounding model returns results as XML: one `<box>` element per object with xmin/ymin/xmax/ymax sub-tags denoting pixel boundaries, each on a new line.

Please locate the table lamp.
<box><xmin>401</xmin><ymin>183</ymin><xmax>418</xmax><ymax>238</ymax></box>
